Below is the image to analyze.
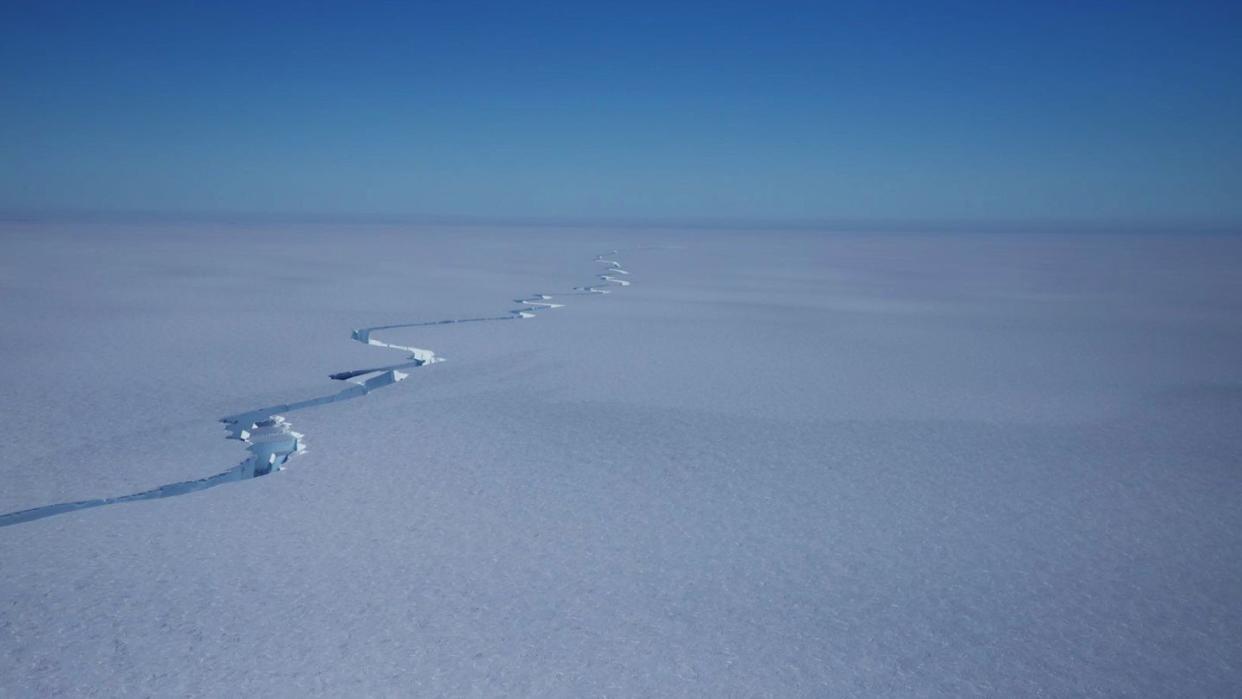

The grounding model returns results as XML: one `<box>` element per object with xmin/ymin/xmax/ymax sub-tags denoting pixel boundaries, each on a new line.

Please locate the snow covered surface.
<box><xmin>2</xmin><ymin>222</ymin><xmax>1241</xmax><ymax>695</ymax></box>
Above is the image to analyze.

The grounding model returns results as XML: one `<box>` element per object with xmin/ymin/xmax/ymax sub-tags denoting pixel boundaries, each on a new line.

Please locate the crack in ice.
<box><xmin>0</xmin><ymin>251</ymin><xmax>632</xmax><ymax>528</ymax></box>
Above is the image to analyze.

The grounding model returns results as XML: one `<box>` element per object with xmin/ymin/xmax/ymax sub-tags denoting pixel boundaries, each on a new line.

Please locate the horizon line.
<box><xmin>2</xmin><ymin>207</ymin><xmax>1239</xmax><ymax>235</ymax></box>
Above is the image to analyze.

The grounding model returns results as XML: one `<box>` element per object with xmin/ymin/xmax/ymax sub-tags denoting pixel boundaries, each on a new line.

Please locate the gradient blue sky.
<box><xmin>2</xmin><ymin>1</ymin><xmax>1240</xmax><ymax>227</ymax></box>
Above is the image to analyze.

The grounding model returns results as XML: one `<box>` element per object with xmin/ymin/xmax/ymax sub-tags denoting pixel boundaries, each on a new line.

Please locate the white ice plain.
<box><xmin>1</xmin><ymin>222</ymin><xmax>1240</xmax><ymax>696</ymax></box>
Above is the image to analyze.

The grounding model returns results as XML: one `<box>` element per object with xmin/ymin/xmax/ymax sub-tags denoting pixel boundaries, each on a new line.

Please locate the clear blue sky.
<box><xmin>2</xmin><ymin>1</ymin><xmax>1239</xmax><ymax>227</ymax></box>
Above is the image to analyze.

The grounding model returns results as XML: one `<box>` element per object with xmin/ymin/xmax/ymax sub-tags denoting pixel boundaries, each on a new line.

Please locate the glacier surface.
<box><xmin>1</xmin><ymin>222</ymin><xmax>1240</xmax><ymax>695</ymax></box>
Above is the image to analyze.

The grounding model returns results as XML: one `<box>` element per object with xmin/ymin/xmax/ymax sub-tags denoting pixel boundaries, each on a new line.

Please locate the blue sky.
<box><xmin>2</xmin><ymin>1</ymin><xmax>1239</xmax><ymax>227</ymax></box>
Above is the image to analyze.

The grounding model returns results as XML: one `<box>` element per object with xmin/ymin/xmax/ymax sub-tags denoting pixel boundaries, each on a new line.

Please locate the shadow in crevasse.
<box><xmin>0</xmin><ymin>367</ymin><xmax>418</xmax><ymax>529</ymax></box>
<box><xmin>0</xmin><ymin>417</ymin><xmax>304</xmax><ymax>529</ymax></box>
